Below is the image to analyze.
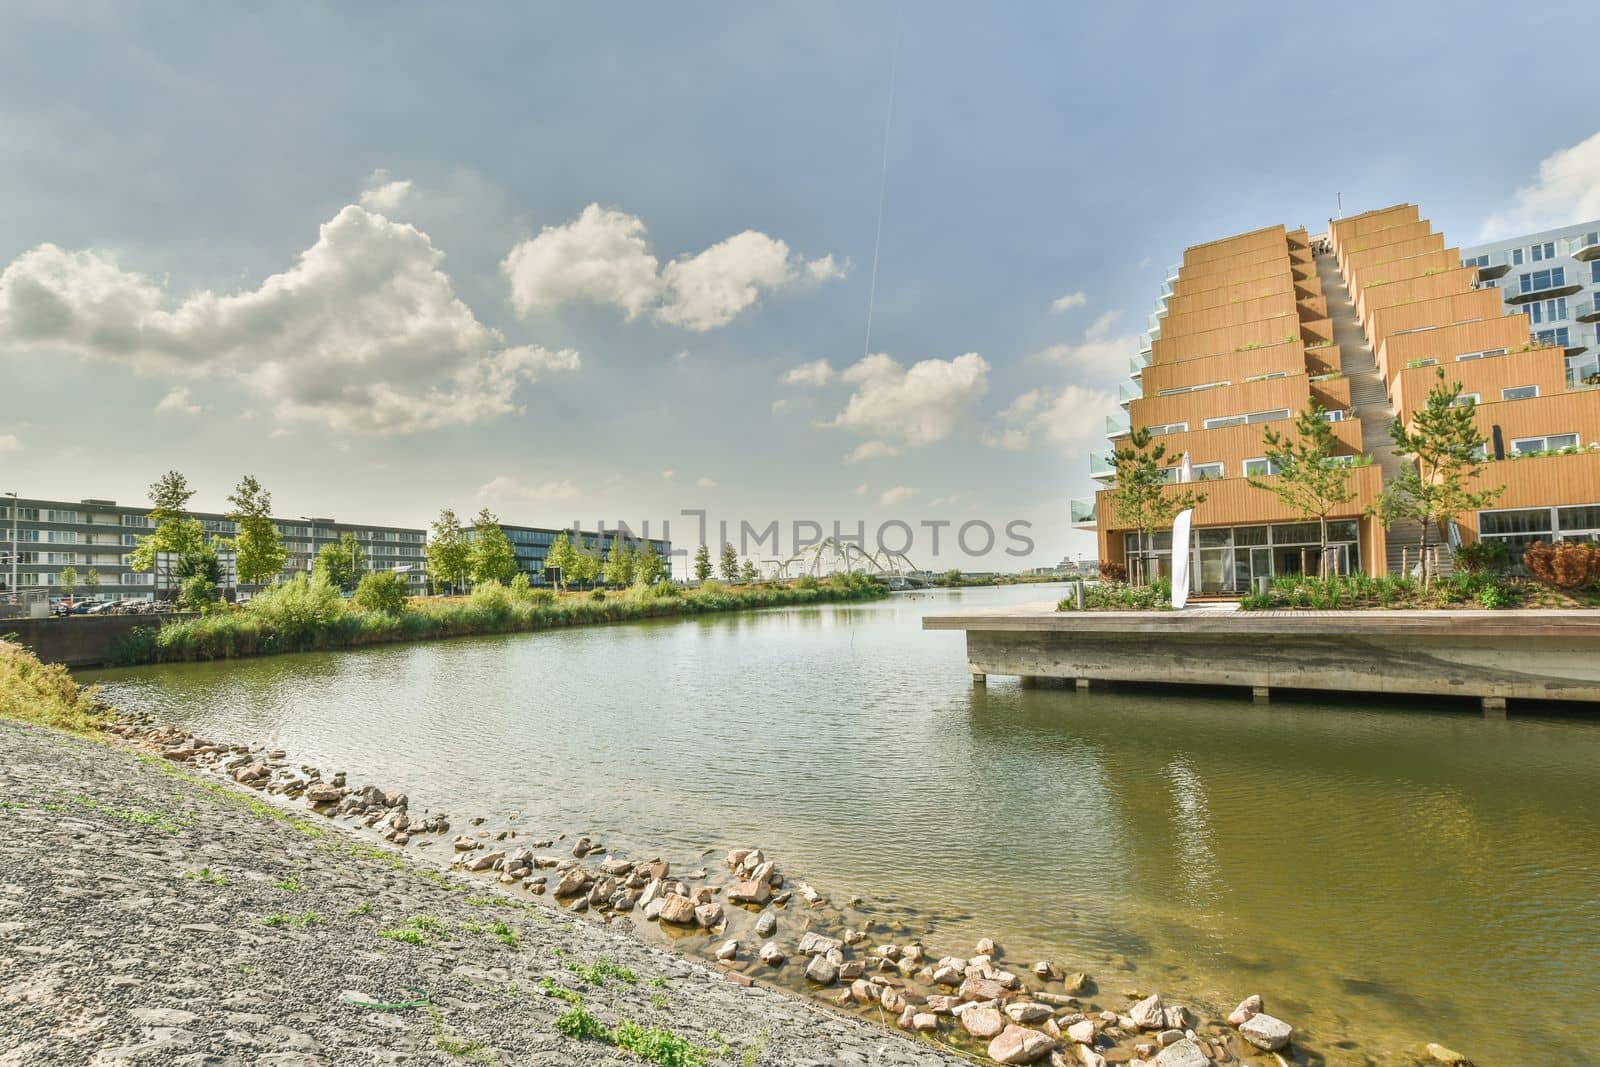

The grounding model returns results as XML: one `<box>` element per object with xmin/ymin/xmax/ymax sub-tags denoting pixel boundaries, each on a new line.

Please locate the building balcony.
<box><xmin>1476</xmin><ymin>262</ymin><xmax>1510</xmax><ymax>280</ymax></box>
<box><xmin>1575</xmin><ymin>300</ymin><xmax>1600</xmax><ymax>324</ymax></box>
<box><xmin>1139</xmin><ymin>334</ymin><xmax>1153</xmax><ymax>358</ymax></box>
<box><xmin>1569</xmin><ymin>232</ymin><xmax>1600</xmax><ymax>262</ymax></box>
<box><xmin>1106</xmin><ymin>413</ymin><xmax>1129</xmax><ymax>438</ymax></box>
<box><xmin>1507</xmin><ymin>282</ymin><xmax>1583</xmax><ymax>304</ymax></box>
<box><xmin>1088</xmin><ymin>451</ymin><xmax>1115</xmax><ymax>482</ymax></box>
<box><xmin>1070</xmin><ymin>497</ymin><xmax>1097</xmax><ymax>530</ymax></box>
<box><xmin>1118</xmin><ymin>382</ymin><xmax>1139</xmax><ymax>409</ymax></box>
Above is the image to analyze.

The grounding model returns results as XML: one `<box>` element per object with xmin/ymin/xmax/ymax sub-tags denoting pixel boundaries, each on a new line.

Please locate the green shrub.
<box><xmin>1454</xmin><ymin>541</ymin><xmax>1511</xmax><ymax>575</ymax></box>
<box><xmin>1059</xmin><ymin>580</ymin><xmax>1172</xmax><ymax>612</ymax></box>
<box><xmin>0</xmin><ymin>640</ymin><xmax>108</xmax><ymax>734</ymax></box>
<box><xmin>469</xmin><ymin>580</ymin><xmax>515</xmax><ymax>618</ymax></box>
<box><xmin>247</xmin><ymin>574</ymin><xmax>344</xmax><ymax>640</ymax></box>
<box><xmin>508</xmin><ymin>572</ymin><xmax>533</xmax><ymax>600</ymax></box>
<box><xmin>528</xmin><ymin>588</ymin><xmax>556</xmax><ymax>606</ymax></box>
<box><xmin>352</xmin><ymin>571</ymin><xmax>408</xmax><ymax>615</ymax></box>
<box><xmin>177</xmin><ymin>574</ymin><xmax>218</xmax><ymax>613</ymax></box>
<box><xmin>589</xmin><ymin>589</ymin><xmax>606</xmax><ymax>602</ymax></box>
<box><xmin>794</xmin><ymin>575</ymin><xmax>819</xmax><ymax>591</ymax></box>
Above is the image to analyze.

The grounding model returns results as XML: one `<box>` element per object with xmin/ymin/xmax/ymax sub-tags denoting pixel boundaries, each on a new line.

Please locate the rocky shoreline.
<box><xmin>62</xmin><ymin>712</ymin><xmax>1475</xmax><ymax>1067</ymax></box>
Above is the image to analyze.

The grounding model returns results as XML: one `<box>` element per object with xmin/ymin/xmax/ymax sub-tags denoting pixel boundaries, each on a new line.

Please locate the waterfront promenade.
<box><xmin>924</xmin><ymin>602</ymin><xmax>1600</xmax><ymax>711</ymax></box>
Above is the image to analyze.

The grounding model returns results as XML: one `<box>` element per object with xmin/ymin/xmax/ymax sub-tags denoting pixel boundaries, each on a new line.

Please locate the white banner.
<box><xmin>1170</xmin><ymin>509</ymin><xmax>1193</xmax><ymax>610</ymax></box>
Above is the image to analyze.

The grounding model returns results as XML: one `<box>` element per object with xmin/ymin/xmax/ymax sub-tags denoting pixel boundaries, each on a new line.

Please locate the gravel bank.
<box><xmin>0</xmin><ymin>719</ymin><xmax>966</xmax><ymax>1066</ymax></box>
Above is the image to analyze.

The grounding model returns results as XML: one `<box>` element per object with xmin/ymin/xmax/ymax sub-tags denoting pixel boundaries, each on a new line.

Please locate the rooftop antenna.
<box><xmin>1337</xmin><ymin>191</ymin><xmax>1343</xmax><ymax>220</ymax></box>
<box><xmin>862</xmin><ymin>3</ymin><xmax>903</xmax><ymax>360</ymax></box>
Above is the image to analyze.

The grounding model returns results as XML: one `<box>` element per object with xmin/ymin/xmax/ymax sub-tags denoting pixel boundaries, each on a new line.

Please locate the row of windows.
<box><xmin>1152</xmin><ymin>455</ymin><xmax>1360</xmax><ymax>482</ymax></box>
<box><xmin>1451</xmin><ymin>385</ymin><xmax>1541</xmax><ymax>405</ymax></box>
<box><xmin>1524</xmin><ymin>297</ymin><xmax>1567</xmax><ymax>324</ymax></box>
<box><xmin>1479</xmin><ymin>504</ymin><xmax>1600</xmax><ymax>552</ymax></box>
<box><xmin>1511</xmin><ymin>241</ymin><xmax>1558</xmax><ymax>266</ymax></box>
<box><xmin>1126</xmin><ymin>519</ymin><xmax>1363</xmax><ymax>554</ymax></box>
<box><xmin>1155</xmin><ymin>379</ymin><xmax>1231</xmax><ymax>398</ymax></box>
<box><xmin>1519</xmin><ymin>267</ymin><xmax>1568</xmax><ymax>294</ymax></box>
<box><xmin>1203</xmin><ymin>408</ymin><xmax>1292</xmax><ymax>430</ymax></box>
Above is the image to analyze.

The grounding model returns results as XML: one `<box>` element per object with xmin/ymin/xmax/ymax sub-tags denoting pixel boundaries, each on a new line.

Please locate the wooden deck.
<box><xmin>923</xmin><ymin>606</ymin><xmax>1600</xmax><ymax>712</ymax></box>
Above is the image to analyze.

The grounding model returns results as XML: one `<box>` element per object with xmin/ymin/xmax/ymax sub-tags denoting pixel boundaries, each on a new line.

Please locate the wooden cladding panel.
<box><xmin>1343</xmin><ymin>233</ymin><xmax>1448</xmax><ymax>282</ymax></box>
<box><xmin>1141</xmin><ymin>343</ymin><xmax>1309</xmax><ymax>394</ymax></box>
<box><xmin>1183</xmin><ymin>224</ymin><xmax>1286</xmax><ymax>266</ymax></box>
<box><xmin>1130</xmin><ymin>375</ymin><xmax>1311</xmax><ymax>430</ymax></box>
<box><xmin>1390</xmin><ymin>349</ymin><xmax>1570</xmax><ymax>424</ymax></box>
<box><xmin>1107</xmin><ymin>413</ymin><xmax>1365</xmax><ymax>468</ymax></box>
<box><xmin>1358</xmin><ymin>268</ymin><xmax>1478</xmax><ymax>326</ymax></box>
<box><xmin>1342</xmin><ymin>219</ymin><xmax>1434</xmax><ymax>256</ymax></box>
<box><xmin>1161</xmin><ymin>292</ymin><xmax>1300</xmax><ymax>339</ymax></box>
<box><xmin>1152</xmin><ymin>314</ymin><xmax>1302</xmax><ymax>363</ymax></box>
<box><xmin>1177</xmin><ymin>243</ymin><xmax>1293</xmax><ymax>286</ymax></box>
<box><xmin>1379</xmin><ymin>318</ymin><xmax>1535</xmax><ymax>384</ymax></box>
<box><xmin>1367</xmin><ymin>290</ymin><xmax>1504</xmax><ymax>349</ymax></box>
<box><xmin>1096</xmin><ymin>465</ymin><xmax>1384</xmax><ymax>532</ymax></box>
<box><xmin>1469</xmin><ymin>391</ymin><xmax>1600</xmax><ymax>448</ymax></box>
<box><xmin>1330</xmin><ymin>204</ymin><xmax>1419</xmax><ymax>254</ymax></box>
<box><xmin>1459</xmin><ymin>450</ymin><xmax>1600</xmax><ymax>516</ymax></box>
<box><xmin>1169</xmin><ymin>269</ymin><xmax>1293</xmax><ymax>308</ymax></box>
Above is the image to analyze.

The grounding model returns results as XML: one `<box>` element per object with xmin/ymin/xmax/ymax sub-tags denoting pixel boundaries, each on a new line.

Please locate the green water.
<box><xmin>83</xmin><ymin>585</ymin><xmax>1600</xmax><ymax>1063</ymax></box>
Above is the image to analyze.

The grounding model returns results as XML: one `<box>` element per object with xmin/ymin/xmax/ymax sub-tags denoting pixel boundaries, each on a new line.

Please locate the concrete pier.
<box><xmin>924</xmin><ymin>604</ymin><xmax>1600</xmax><ymax>709</ymax></box>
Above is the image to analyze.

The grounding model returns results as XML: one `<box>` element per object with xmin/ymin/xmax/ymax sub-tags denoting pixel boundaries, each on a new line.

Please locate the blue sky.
<box><xmin>3</xmin><ymin>1</ymin><xmax>1597</xmax><ymax>569</ymax></box>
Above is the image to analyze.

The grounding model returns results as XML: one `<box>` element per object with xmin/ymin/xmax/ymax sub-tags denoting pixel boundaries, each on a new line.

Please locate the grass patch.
<box><xmin>0</xmin><ymin>640</ymin><xmax>109</xmax><ymax>735</ymax></box>
<box><xmin>554</xmin><ymin>1003</ymin><xmax>610</xmax><ymax>1041</ymax></box>
<box><xmin>427</xmin><ymin>1006</ymin><xmax>495</xmax><ymax>1063</ymax></box>
<box><xmin>273</xmin><ymin>874</ymin><xmax>305</xmax><ymax>892</ymax></box>
<box><xmin>490</xmin><ymin>919</ymin><xmax>518</xmax><ymax>948</ymax></box>
<box><xmin>70</xmin><ymin>794</ymin><xmax>193</xmax><ymax>832</ymax></box>
<box><xmin>260</xmin><ymin>910</ymin><xmax>320</xmax><ymax>929</ymax></box>
<box><xmin>349</xmin><ymin>901</ymin><xmax>373</xmax><ymax>916</ymax></box>
<box><xmin>380</xmin><ymin>914</ymin><xmax>448</xmax><ymax>945</ymax></box>
<box><xmin>611</xmin><ymin>1020</ymin><xmax>712</xmax><ymax>1067</ymax></box>
<box><xmin>184</xmin><ymin>867</ymin><xmax>228</xmax><ymax>886</ymax></box>
<box><xmin>380</xmin><ymin>928</ymin><xmax>428</xmax><ymax>945</ymax></box>
<box><xmin>539</xmin><ymin>978</ymin><xmax>583</xmax><ymax>1005</ymax></box>
<box><xmin>573</xmin><ymin>956</ymin><xmax>637</xmax><ymax>987</ymax></box>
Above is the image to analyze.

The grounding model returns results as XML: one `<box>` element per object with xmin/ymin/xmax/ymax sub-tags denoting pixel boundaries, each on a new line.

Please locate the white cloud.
<box><xmin>1035</xmin><ymin>333</ymin><xmax>1139</xmax><ymax>382</ymax></box>
<box><xmin>879</xmin><ymin>486</ymin><xmax>919</xmax><ymax>506</ymax></box>
<box><xmin>0</xmin><ymin>433</ymin><xmax>18</xmax><ymax>453</ymax></box>
<box><xmin>984</xmin><ymin>384</ymin><xmax>1116</xmax><ymax>453</ymax></box>
<box><xmin>502</xmin><ymin>204</ymin><xmax>841</xmax><ymax>331</ymax></box>
<box><xmin>781</xmin><ymin>358</ymin><xmax>835</xmax><ymax>387</ymax></box>
<box><xmin>1050</xmin><ymin>290</ymin><xmax>1087</xmax><ymax>313</ymax></box>
<box><xmin>476</xmin><ymin>475</ymin><xmax>580</xmax><ymax>502</ymax></box>
<box><xmin>661</xmin><ymin>469</ymin><xmax>675</xmax><ymax>481</ymax></box>
<box><xmin>928</xmin><ymin>492</ymin><xmax>960</xmax><ymax>507</ymax></box>
<box><xmin>843</xmin><ymin>440</ymin><xmax>900</xmax><ymax>463</ymax></box>
<box><xmin>155</xmin><ymin>386</ymin><xmax>202</xmax><ymax>416</ymax></box>
<box><xmin>1481</xmin><ymin>131</ymin><xmax>1600</xmax><ymax>239</ymax></box>
<box><xmin>0</xmin><ymin>204</ymin><xmax>579</xmax><ymax>434</ymax></box>
<box><xmin>770</xmin><ymin>397</ymin><xmax>790</xmax><ymax>413</ymax></box>
<box><xmin>695</xmin><ymin>476</ymin><xmax>718</xmax><ymax>489</ymax></box>
<box><xmin>358</xmin><ymin>168</ymin><xmax>413</xmax><ymax>214</ymax></box>
<box><xmin>1085</xmin><ymin>310</ymin><xmax>1120</xmax><ymax>340</ymax></box>
<box><xmin>853</xmin><ymin>483</ymin><xmax>867</xmax><ymax>496</ymax></box>
<box><xmin>828</xmin><ymin>352</ymin><xmax>990</xmax><ymax>448</ymax></box>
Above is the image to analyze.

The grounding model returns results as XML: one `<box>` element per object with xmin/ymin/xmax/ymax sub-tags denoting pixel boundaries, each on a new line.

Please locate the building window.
<box><xmin>1511</xmin><ymin>248</ymin><xmax>1525</xmax><ymax>266</ymax></box>
<box><xmin>1511</xmin><ymin>433</ymin><xmax>1580</xmax><ymax>455</ymax></box>
<box><xmin>1535</xmin><ymin>327</ymin><xmax>1571</xmax><ymax>347</ymax></box>
<box><xmin>1155</xmin><ymin>380</ymin><xmax>1230</xmax><ymax>397</ymax></box>
<box><xmin>1502</xmin><ymin>385</ymin><xmax>1539</xmax><ymax>400</ymax></box>
<box><xmin>1145</xmin><ymin>421</ymin><xmax>1188</xmax><ymax>436</ymax></box>
<box><xmin>1455</xmin><ymin>349</ymin><xmax>1507</xmax><ymax>362</ymax></box>
<box><xmin>1530</xmin><ymin>241</ymin><xmax>1557</xmax><ymax>262</ymax></box>
<box><xmin>1204</xmin><ymin>408</ymin><xmax>1290</xmax><ymax>430</ymax></box>
<box><xmin>1592</xmin><ymin>262</ymin><xmax>1600</xmax><ymax>284</ymax></box>
<box><xmin>1191</xmin><ymin>462</ymin><xmax>1225</xmax><ymax>481</ymax></box>
<box><xmin>1525</xmin><ymin>297</ymin><xmax>1568</xmax><ymax>324</ymax></box>
<box><xmin>1463</xmin><ymin>253</ymin><xmax>1490</xmax><ymax>269</ymax></box>
<box><xmin>1520</xmin><ymin>267</ymin><xmax>1567</xmax><ymax>295</ymax></box>
<box><xmin>1450</xmin><ymin>393</ymin><xmax>1480</xmax><ymax>407</ymax></box>
<box><xmin>45</xmin><ymin>510</ymin><xmax>79</xmax><ymax>524</ymax></box>
<box><xmin>1243</xmin><ymin>457</ymin><xmax>1280</xmax><ymax>476</ymax></box>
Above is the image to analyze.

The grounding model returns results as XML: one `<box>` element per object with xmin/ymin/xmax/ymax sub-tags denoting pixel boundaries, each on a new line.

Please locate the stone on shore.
<box><xmin>797</xmin><ymin>931</ymin><xmax>843</xmax><ymax>957</ymax></box>
<box><xmin>1066</xmin><ymin>1019</ymin><xmax>1095</xmax><ymax>1044</ymax></box>
<box><xmin>1426</xmin><ymin>1042</ymin><xmax>1473</xmax><ymax>1065</ymax></box>
<box><xmin>754</xmin><ymin>910</ymin><xmax>777</xmax><ymax>938</ymax></box>
<box><xmin>1073</xmin><ymin>1047</ymin><xmax>1107</xmax><ymax>1067</ymax></box>
<box><xmin>726</xmin><ymin>879</ymin><xmax>770</xmax><ymax>905</ymax></box>
<box><xmin>912</xmin><ymin>1012</ymin><xmax>939</xmax><ymax>1032</ymax></box>
<box><xmin>1152</xmin><ymin>1038</ymin><xmax>1209</xmax><ymax>1067</ymax></box>
<box><xmin>305</xmin><ymin>783</ymin><xmax>342</xmax><ymax>805</ymax></box>
<box><xmin>657</xmin><ymin>894</ymin><xmax>696</xmax><ymax>925</ymax></box>
<box><xmin>555</xmin><ymin>868</ymin><xmax>590</xmax><ymax>896</ymax></box>
<box><xmin>987</xmin><ymin>1024</ymin><xmax>1056</xmax><ymax>1064</ymax></box>
<box><xmin>714</xmin><ymin>939</ymin><xmax>738</xmax><ymax>961</ymax></box>
<box><xmin>959</xmin><ymin>1005</ymin><xmax>1006</xmax><ymax>1039</ymax></box>
<box><xmin>804</xmin><ymin>955</ymin><xmax>839</xmax><ymax>985</ymax></box>
<box><xmin>1006</xmin><ymin>1002</ymin><xmax>1053</xmax><ymax>1024</ymax></box>
<box><xmin>1128</xmin><ymin>992</ymin><xmax>1164</xmax><ymax>1030</ymax></box>
<box><xmin>1226</xmin><ymin>994</ymin><xmax>1261</xmax><ymax>1027</ymax></box>
<box><xmin>693</xmin><ymin>902</ymin><xmax>724</xmax><ymax>928</ymax></box>
<box><xmin>1238</xmin><ymin>1012</ymin><xmax>1292</xmax><ymax>1051</ymax></box>
<box><xmin>758</xmin><ymin>941</ymin><xmax>785</xmax><ymax>965</ymax></box>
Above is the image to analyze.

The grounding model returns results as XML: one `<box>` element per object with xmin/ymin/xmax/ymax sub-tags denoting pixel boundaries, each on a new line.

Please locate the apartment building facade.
<box><xmin>1074</xmin><ymin>203</ymin><xmax>1600</xmax><ymax>591</ymax></box>
<box><xmin>476</xmin><ymin>523</ymin><xmax>673</xmax><ymax>586</ymax></box>
<box><xmin>1343</xmin><ymin>207</ymin><xmax>1600</xmax><ymax>562</ymax></box>
<box><xmin>1075</xmin><ymin>222</ymin><xmax>1387</xmax><ymax>591</ymax></box>
<box><xmin>0</xmin><ymin>495</ymin><xmax>427</xmax><ymax>600</ymax></box>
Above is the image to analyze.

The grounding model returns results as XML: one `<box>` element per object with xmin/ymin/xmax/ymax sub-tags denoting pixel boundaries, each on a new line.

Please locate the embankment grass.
<box><xmin>114</xmin><ymin>573</ymin><xmax>887</xmax><ymax>665</ymax></box>
<box><xmin>0</xmin><ymin>639</ymin><xmax>108</xmax><ymax>734</ymax></box>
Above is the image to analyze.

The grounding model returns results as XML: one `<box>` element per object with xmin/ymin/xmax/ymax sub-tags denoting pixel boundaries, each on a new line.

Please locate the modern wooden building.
<box><xmin>1075</xmin><ymin>203</ymin><xmax>1600</xmax><ymax>590</ymax></box>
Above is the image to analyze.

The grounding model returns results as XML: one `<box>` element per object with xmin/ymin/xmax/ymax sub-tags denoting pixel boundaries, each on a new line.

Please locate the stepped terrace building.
<box><xmin>1075</xmin><ymin>203</ymin><xmax>1600</xmax><ymax>590</ymax></box>
<box><xmin>0</xmin><ymin>495</ymin><xmax>428</xmax><ymax>600</ymax></box>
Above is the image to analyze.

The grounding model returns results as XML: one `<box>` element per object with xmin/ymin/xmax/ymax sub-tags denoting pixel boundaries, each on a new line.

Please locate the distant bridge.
<box><xmin>767</xmin><ymin>537</ymin><xmax>930</xmax><ymax>588</ymax></box>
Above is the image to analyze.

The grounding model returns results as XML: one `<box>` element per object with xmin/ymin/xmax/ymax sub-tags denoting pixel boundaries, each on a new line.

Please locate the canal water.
<box><xmin>83</xmin><ymin>585</ymin><xmax>1599</xmax><ymax>1064</ymax></box>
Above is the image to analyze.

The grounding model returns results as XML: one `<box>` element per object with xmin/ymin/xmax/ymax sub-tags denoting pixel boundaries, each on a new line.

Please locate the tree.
<box><xmin>719</xmin><ymin>542</ymin><xmax>739</xmax><ymax>582</ymax></box>
<box><xmin>739</xmin><ymin>559</ymin><xmax>760</xmax><ymax>584</ymax></box>
<box><xmin>314</xmin><ymin>532</ymin><xmax>364</xmax><ymax>592</ymax></box>
<box><xmin>1246</xmin><ymin>401</ymin><xmax>1360</xmax><ymax>577</ymax></box>
<box><xmin>469</xmin><ymin>509</ymin><xmax>519</xmax><ymax>586</ymax></box>
<box><xmin>58</xmin><ymin>565</ymin><xmax>77</xmax><ymax>598</ymax></box>
<box><xmin>1107</xmin><ymin>429</ymin><xmax>1207</xmax><ymax>585</ymax></box>
<box><xmin>693</xmin><ymin>543</ymin><xmax>713</xmax><ymax>582</ymax></box>
<box><xmin>603</xmin><ymin>540</ymin><xmax>640</xmax><ymax>587</ymax></box>
<box><xmin>352</xmin><ymin>571</ymin><xmax>408</xmax><ymax>614</ymax></box>
<box><xmin>128</xmin><ymin>469</ymin><xmax>206</xmax><ymax>573</ymax></box>
<box><xmin>568</xmin><ymin>538</ymin><xmax>600</xmax><ymax>588</ymax></box>
<box><xmin>1374</xmin><ymin>369</ymin><xmax>1504</xmax><ymax>587</ymax></box>
<box><xmin>83</xmin><ymin>568</ymin><xmax>100</xmax><ymax>595</ymax></box>
<box><xmin>635</xmin><ymin>543</ymin><xmax>665</xmax><ymax>586</ymax></box>
<box><xmin>544</xmin><ymin>530</ymin><xmax>577</xmax><ymax>591</ymax></box>
<box><xmin>227</xmin><ymin>474</ymin><xmax>287</xmax><ymax>587</ymax></box>
<box><xmin>427</xmin><ymin>508</ymin><xmax>471</xmax><ymax>594</ymax></box>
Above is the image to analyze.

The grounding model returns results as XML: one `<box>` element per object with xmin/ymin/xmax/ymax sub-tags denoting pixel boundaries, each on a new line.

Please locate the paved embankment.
<box><xmin>0</xmin><ymin>719</ymin><xmax>964</xmax><ymax>1066</ymax></box>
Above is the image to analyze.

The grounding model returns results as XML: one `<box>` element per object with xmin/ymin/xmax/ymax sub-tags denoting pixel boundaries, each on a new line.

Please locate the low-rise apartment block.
<box><xmin>0</xmin><ymin>495</ymin><xmax>427</xmax><ymax>599</ymax></box>
<box><xmin>478</xmin><ymin>523</ymin><xmax>673</xmax><ymax>585</ymax></box>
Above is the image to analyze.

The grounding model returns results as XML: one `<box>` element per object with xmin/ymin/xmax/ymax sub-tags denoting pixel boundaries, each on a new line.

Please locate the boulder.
<box><xmin>932</xmin><ymin>964</ymin><xmax>963</xmax><ymax>987</ymax></box>
<box><xmin>1425</xmin><ymin>1044</ymin><xmax>1472</xmax><ymax>1066</ymax></box>
<box><xmin>1226</xmin><ymin>994</ymin><xmax>1261</xmax><ymax>1027</ymax></box>
<box><xmin>975</xmin><ymin>937</ymin><xmax>996</xmax><ymax>956</ymax></box>
<box><xmin>657</xmin><ymin>894</ymin><xmax>696</xmax><ymax>925</ymax></box>
<box><xmin>715</xmin><ymin>940</ymin><xmax>739</xmax><ymax>961</ymax></box>
<box><xmin>959</xmin><ymin>976</ymin><xmax>1011</xmax><ymax>1003</ymax></box>
<box><xmin>1006</xmin><ymin>1002</ymin><xmax>1054</xmax><ymax>1025</ymax></box>
<box><xmin>693</xmin><ymin>902</ymin><xmax>724</xmax><ymax>928</ymax></box>
<box><xmin>797</xmin><ymin>931</ymin><xmax>843</xmax><ymax>957</ymax></box>
<box><xmin>849</xmin><ymin>979</ymin><xmax>878</xmax><ymax>1006</ymax></box>
<box><xmin>924</xmin><ymin>995</ymin><xmax>959</xmax><ymax>1014</ymax></box>
<box><xmin>796</xmin><ymin>882</ymin><xmax>825</xmax><ymax>906</ymax></box>
<box><xmin>600</xmin><ymin>856</ymin><xmax>633</xmax><ymax>877</ymax></box>
<box><xmin>958</xmin><ymin>1005</ymin><xmax>1006</xmax><ymax>1040</ymax></box>
<box><xmin>727</xmin><ymin>880</ymin><xmax>771</xmax><ymax>905</ymax></box>
<box><xmin>464</xmin><ymin>849</ymin><xmax>505</xmax><ymax>873</ymax></box>
<box><xmin>838</xmin><ymin>959</ymin><xmax>864</xmax><ymax>981</ymax></box>
<box><xmin>1238</xmin><ymin>1013</ymin><xmax>1293</xmax><ymax>1052</ymax></box>
<box><xmin>1152</xmin><ymin>1038</ymin><xmax>1209</xmax><ymax>1067</ymax></box>
<box><xmin>759</xmin><ymin>941</ymin><xmax>785</xmax><ymax>965</ymax></box>
<box><xmin>880</xmin><ymin>987</ymin><xmax>906</xmax><ymax>1014</ymax></box>
<box><xmin>986</xmin><ymin>1024</ymin><xmax>1056</xmax><ymax>1065</ymax></box>
<box><xmin>1066</xmin><ymin>1019</ymin><xmax>1095</xmax><ymax>1045</ymax></box>
<box><xmin>555</xmin><ymin>868</ymin><xmax>590</xmax><ymax>896</ymax></box>
<box><xmin>805</xmin><ymin>955</ymin><xmax>838</xmax><ymax>985</ymax></box>
<box><xmin>638</xmin><ymin>879</ymin><xmax>665</xmax><ymax>908</ymax></box>
<box><xmin>305</xmin><ymin>783</ymin><xmax>342</xmax><ymax>805</ymax></box>
<box><xmin>1064</xmin><ymin>973</ymin><xmax>1091</xmax><ymax>995</ymax></box>
<box><xmin>1074</xmin><ymin>1047</ymin><xmax>1107</xmax><ymax>1067</ymax></box>
<box><xmin>1128</xmin><ymin>993</ymin><xmax>1164</xmax><ymax>1031</ymax></box>
<box><xmin>754</xmin><ymin>911</ymin><xmax>777</xmax><ymax>938</ymax></box>
<box><xmin>912</xmin><ymin>1013</ymin><xmax>939</xmax><ymax>1033</ymax></box>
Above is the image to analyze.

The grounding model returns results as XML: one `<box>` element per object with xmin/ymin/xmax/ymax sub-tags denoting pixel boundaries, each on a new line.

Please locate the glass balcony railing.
<box><xmin>1568</xmin><ymin>232</ymin><xmax>1600</xmax><ymax>262</ymax></box>
<box><xmin>1118</xmin><ymin>381</ymin><xmax>1139</xmax><ymax>407</ymax></box>
<box><xmin>1575</xmin><ymin>300</ymin><xmax>1599</xmax><ymax>323</ymax></box>
<box><xmin>1088</xmin><ymin>451</ymin><xmax>1115</xmax><ymax>480</ymax></box>
<box><xmin>1070</xmin><ymin>497</ymin><xmax>1097</xmax><ymax>527</ymax></box>
<box><xmin>1106</xmin><ymin>413</ymin><xmax>1129</xmax><ymax>437</ymax></box>
<box><xmin>1139</xmin><ymin>334</ymin><xmax>1153</xmax><ymax>356</ymax></box>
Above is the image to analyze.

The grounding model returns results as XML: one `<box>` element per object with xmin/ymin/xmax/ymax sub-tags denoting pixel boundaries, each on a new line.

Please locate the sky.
<box><xmin>3</xmin><ymin>1</ymin><xmax>1599</xmax><ymax>572</ymax></box>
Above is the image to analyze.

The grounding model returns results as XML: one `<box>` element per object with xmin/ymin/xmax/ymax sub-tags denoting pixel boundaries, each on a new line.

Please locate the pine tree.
<box><xmin>1106</xmin><ymin>429</ymin><xmax>1206</xmax><ymax>584</ymax></box>
<box><xmin>693</xmin><ymin>543</ymin><xmax>712</xmax><ymax>582</ymax></box>
<box><xmin>1246</xmin><ymin>401</ymin><xmax>1361</xmax><ymax>577</ymax></box>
